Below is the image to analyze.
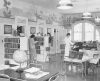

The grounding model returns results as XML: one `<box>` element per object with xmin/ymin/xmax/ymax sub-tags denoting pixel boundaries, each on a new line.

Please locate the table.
<box><xmin>0</xmin><ymin>68</ymin><xmax>59</xmax><ymax>81</ymax></box>
<box><xmin>63</xmin><ymin>58</ymin><xmax>89</xmax><ymax>79</ymax></box>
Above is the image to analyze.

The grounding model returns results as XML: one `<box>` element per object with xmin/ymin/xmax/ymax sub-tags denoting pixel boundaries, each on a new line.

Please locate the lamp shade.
<box><xmin>13</xmin><ymin>50</ymin><xmax>27</xmax><ymax>64</ymax></box>
<box><xmin>95</xmin><ymin>17</ymin><xmax>100</xmax><ymax>22</ymax></box>
<box><xmin>82</xmin><ymin>12</ymin><xmax>92</xmax><ymax>18</ymax></box>
<box><xmin>57</xmin><ymin>0</ymin><xmax>73</xmax><ymax>9</ymax></box>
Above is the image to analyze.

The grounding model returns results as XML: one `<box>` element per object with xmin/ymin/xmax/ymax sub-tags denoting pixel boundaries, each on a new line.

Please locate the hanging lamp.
<box><xmin>57</xmin><ymin>0</ymin><xmax>73</xmax><ymax>9</ymax></box>
<box><xmin>95</xmin><ymin>8</ymin><xmax>100</xmax><ymax>22</ymax></box>
<box><xmin>82</xmin><ymin>0</ymin><xmax>92</xmax><ymax>18</ymax></box>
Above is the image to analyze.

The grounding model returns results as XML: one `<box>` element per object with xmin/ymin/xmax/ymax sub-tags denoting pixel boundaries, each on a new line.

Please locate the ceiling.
<box><xmin>20</xmin><ymin>0</ymin><xmax>100</xmax><ymax>14</ymax></box>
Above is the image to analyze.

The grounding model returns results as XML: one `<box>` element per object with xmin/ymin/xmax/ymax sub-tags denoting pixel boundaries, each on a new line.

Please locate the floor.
<box><xmin>38</xmin><ymin>53</ymin><xmax>100</xmax><ymax>81</ymax></box>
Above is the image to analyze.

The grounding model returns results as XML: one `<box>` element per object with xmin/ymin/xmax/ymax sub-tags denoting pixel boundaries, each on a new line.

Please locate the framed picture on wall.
<box><xmin>39</xmin><ymin>27</ymin><xmax>43</xmax><ymax>36</ymax></box>
<box><xmin>47</xmin><ymin>28</ymin><xmax>51</xmax><ymax>34</ymax></box>
<box><xmin>4</xmin><ymin>25</ymin><xmax>12</xmax><ymax>34</ymax></box>
<box><xmin>30</xmin><ymin>27</ymin><xmax>36</xmax><ymax>34</ymax></box>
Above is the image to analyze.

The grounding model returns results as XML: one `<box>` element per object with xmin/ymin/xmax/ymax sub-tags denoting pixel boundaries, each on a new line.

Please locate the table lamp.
<box><xmin>13</xmin><ymin>49</ymin><xmax>27</xmax><ymax>73</ymax></box>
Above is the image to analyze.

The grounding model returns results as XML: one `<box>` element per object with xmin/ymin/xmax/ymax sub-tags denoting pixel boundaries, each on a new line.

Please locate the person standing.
<box><xmin>64</xmin><ymin>33</ymin><xmax>73</xmax><ymax>57</ymax></box>
<box><xmin>28</xmin><ymin>34</ymin><xmax>37</xmax><ymax>63</ymax></box>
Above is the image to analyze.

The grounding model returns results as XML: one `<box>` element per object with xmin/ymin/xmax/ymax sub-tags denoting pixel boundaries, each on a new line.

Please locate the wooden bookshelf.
<box><xmin>4</xmin><ymin>37</ymin><xmax>20</xmax><ymax>59</ymax></box>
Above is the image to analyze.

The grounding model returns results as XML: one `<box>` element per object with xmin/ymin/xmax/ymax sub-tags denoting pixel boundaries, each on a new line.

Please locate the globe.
<box><xmin>13</xmin><ymin>50</ymin><xmax>27</xmax><ymax>64</ymax></box>
<box><xmin>13</xmin><ymin>50</ymin><xmax>27</xmax><ymax>73</ymax></box>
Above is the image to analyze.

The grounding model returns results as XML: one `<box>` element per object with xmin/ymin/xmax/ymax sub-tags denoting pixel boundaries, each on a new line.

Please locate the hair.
<box><xmin>30</xmin><ymin>34</ymin><xmax>35</xmax><ymax>38</ymax></box>
<box><xmin>47</xmin><ymin>33</ymin><xmax>51</xmax><ymax>36</ymax></box>
<box><xmin>66</xmin><ymin>33</ymin><xmax>70</xmax><ymax>36</ymax></box>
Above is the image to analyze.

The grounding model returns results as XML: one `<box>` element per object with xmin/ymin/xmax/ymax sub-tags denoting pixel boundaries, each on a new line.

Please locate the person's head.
<box><xmin>47</xmin><ymin>33</ymin><xmax>51</xmax><ymax>37</ymax></box>
<box><xmin>30</xmin><ymin>34</ymin><xmax>35</xmax><ymax>39</ymax></box>
<box><xmin>66</xmin><ymin>33</ymin><xmax>70</xmax><ymax>38</ymax></box>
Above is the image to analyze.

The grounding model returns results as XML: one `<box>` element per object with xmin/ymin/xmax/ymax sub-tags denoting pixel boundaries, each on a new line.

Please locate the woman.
<box><xmin>64</xmin><ymin>33</ymin><xmax>73</xmax><ymax>57</ymax></box>
<box><xmin>28</xmin><ymin>34</ymin><xmax>37</xmax><ymax>63</ymax></box>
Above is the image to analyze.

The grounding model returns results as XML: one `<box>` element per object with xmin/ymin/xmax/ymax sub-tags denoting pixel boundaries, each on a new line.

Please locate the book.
<box><xmin>24</xmin><ymin>67</ymin><xmax>40</xmax><ymax>73</ymax></box>
<box><xmin>25</xmin><ymin>71</ymin><xmax>49</xmax><ymax>79</ymax></box>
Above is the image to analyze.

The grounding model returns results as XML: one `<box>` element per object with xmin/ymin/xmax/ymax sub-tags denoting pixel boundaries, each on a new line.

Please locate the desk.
<box><xmin>63</xmin><ymin>58</ymin><xmax>89</xmax><ymax>79</ymax></box>
<box><xmin>0</xmin><ymin>69</ymin><xmax>58</xmax><ymax>81</ymax></box>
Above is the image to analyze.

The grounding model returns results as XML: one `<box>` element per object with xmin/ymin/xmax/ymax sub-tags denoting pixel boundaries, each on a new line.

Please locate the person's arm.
<box><xmin>69</xmin><ymin>40</ymin><xmax>73</xmax><ymax>46</ymax></box>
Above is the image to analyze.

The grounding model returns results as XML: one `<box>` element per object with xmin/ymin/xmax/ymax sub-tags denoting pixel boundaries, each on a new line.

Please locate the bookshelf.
<box><xmin>3</xmin><ymin>36</ymin><xmax>28</xmax><ymax>65</ymax></box>
<box><xmin>4</xmin><ymin>37</ymin><xmax>20</xmax><ymax>59</ymax></box>
<box><xmin>35</xmin><ymin>36</ymin><xmax>49</xmax><ymax>62</ymax></box>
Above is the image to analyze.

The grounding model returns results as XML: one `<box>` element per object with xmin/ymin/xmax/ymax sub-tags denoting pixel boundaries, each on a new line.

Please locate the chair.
<box><xmin>60</xmin><ymin>44</ymin><xmax>65</xmax><ymax>59</ymax></box>
<box><xmin>48</xmin><ymin>73</ymin><xmax>59</xmax><ymax>81</ymax></box>
<box><xmin>27</xmin><ymin>50</ymin><xmax>43</xmax><ymax>69</ymax></box>
<box><xmin>45</xmin><ymin>47</ymin><xmax>56</xmax><ymax>62</ymax></box>
<box><xmin>89</xmin><ymin>54</ymin><xmax>100</xmax><ymax>75</ymax></box>
<box><xmin>0</xmin><ymin>74</ymin><xmax>10</xmax><ymax>81</ymax></box>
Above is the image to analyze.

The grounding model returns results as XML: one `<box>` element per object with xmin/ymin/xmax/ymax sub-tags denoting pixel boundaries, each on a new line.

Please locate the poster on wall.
<box><xmin>4</xmin><ymin>25</ymin><xmax>12</xmax><ymax>34</ymax></box>
<box><xmin>30</xmin><ymin>27</ymin><xmax>36</xmax><ymax>34</ymax></box>
<box><xmin>47</xmin><ymin>28</ymin><xmax>51</xmax><ymax>34</ymax></box>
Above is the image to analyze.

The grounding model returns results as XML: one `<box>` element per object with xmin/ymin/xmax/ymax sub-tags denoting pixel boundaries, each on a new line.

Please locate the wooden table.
<box><xmin>0</xmin><ymin>68</ymin><xmax>59</xmax><ymax>81</ymax></box>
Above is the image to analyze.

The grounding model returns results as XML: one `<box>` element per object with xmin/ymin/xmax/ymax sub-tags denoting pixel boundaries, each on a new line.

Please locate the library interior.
<box><xmin>0</xmin><ymin>0</ymin><xmax>100</xmax><ymax>81</ymax></box>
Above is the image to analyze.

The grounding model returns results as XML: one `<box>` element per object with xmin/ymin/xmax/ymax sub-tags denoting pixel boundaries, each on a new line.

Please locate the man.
<box><xmin>64</xmin><ymin>33</ymin><xmax>73</xmax><ymax>58</ymax></box>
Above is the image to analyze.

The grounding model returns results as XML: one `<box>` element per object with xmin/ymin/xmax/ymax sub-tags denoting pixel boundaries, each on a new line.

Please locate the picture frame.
<box><xmin>30</xmin><ymin>27</ymin><xmax>36</xmax><ymax>34</ymax></box>
<box><xmin>47</xmin><ymin>28</ymin><xmax>51</xmax><ymax>34</ymax></box>
<box><xmin>4</xmin><ymin>25</ymin><xmax>12</xmax><ymax>34</ymax></box>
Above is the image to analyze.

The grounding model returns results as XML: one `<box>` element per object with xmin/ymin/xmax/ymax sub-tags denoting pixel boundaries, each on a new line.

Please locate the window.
<box><xmin>74</xmin><ymin>23</ymin><xmax>82</xmax><ymax>41</ymax></box>
<box><xmin>70</xmin><ymin>22</ymin><xmax>100</xmax><ymax>41</ymax></box>
<box><xmin>96</xmin><ymin>29</ymin><xmax>100</xmax><ymax>41</ymax></box>
<box><xmin>85</xmin><ymin>23</ymin><xmax>94</xmax><ymax>41</ymax></box>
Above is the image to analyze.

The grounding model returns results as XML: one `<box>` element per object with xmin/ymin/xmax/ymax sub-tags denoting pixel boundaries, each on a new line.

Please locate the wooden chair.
<box><xmin>45</xmin><ymin>47</ymin><xmax>56</xmax><ymax>62</ymax></box>
<box><xmin>89</xmin><ymin>54</ymin><xmax>100</xmax><ymax>75</ymax></box>
<box><xmin>60</xmin><ymin>44</ymin><xmax>65</xmax><ymax>59</ymax></box>
<box><xmin>48</xmin><ymin>73</ymin><xmax>59</xmax><ymax>81</ymax></box>
<box><xmin>27</xmin><ymin>50</ymin><xmax>43</xmax><ymax>69</ymax></box>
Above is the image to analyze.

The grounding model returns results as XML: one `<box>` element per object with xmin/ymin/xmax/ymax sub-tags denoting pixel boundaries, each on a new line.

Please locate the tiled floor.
<box><xmin>38</xmin><ymin>54</ymin><xmax>100</xmax><ymax>81</ymax></box>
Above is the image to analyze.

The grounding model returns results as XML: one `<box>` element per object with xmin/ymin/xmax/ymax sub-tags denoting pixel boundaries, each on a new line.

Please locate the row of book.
<box><xmin>4</xmin><ymin>38</ymin><xmax>20</xmax><ymax>43</ymax></box>
<box><xmin>5</xmin><ymin>54</ymin><xmax>13</xmax><ymax>59</ymax></box>
<box><xmin>4</xmin><ymin>43</ymin><xmax>20</xmax><ymax>48</ymax></box>
<box><xmin>5</xmin><ymin>48</ymin><xmax>18</xmax><ymax>54</ymax></box>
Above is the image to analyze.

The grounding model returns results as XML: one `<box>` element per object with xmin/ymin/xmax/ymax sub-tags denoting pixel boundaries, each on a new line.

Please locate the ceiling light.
<box><xmin>95</xmin><ymin>8</ymin><xmax>100</xmax><ymax>22</ymax></box>
<box><xmin>82</xmin><ymin>12</ymin><xmax>92</xmax><ymax>18</ymax></box>
<box><xmin>95</xmin><ymin>17</ymin><xmax>100</xmax><ymax>22</ymax></box>
<box><xmin>82</xmin><ymin>0</ymin><xmax>92</xmax><ymax>18</ymax></box>
<box><xmin>57</xmin><ymin>0</ymin><xmax>73</xmax><ymax>9</ymax></box>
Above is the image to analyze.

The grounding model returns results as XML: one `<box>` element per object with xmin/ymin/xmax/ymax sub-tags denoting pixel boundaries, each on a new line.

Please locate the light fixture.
<box><xmin>57</xmin><ymin>0</ymin><xmax>73</xmax><ymax>9</ymax></box>
<box><xmin>82</xmin><ymin>0</ymin><xmax>92</xmax><ymax>18</ymax></box>
<box><xmin>95</xmin><ymin>8</ymin><xmax>100</xmax><ymax>22</ymax></box>
<box><xmin>82</xmin><ymin>12</ymin><xmax>92</xmax><ymax>18</ymax></box>
<box><xmin>95</xmin><ymin>17</ymin><xmax>100</xmax><ymax>22</ymax></box>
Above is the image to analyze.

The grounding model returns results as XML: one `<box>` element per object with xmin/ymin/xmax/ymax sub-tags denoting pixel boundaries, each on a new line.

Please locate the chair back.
<box><xmin>49</xmin><ymin>73</ymin><xmax>59</xmax><ymax>81</ymax></box>
<box><xmin>77</xmin><ymin>52</ymin><xmax>84</xmax><ymax>60</ymax></box>
<box><xmin>46</xmin><ymin>47</ymin><xmax>50</xmax><ymax>51</ymax></box>
<box><xmin>60</xmin><ymin>44</ymin><xmax>65</xmax><ymax>49</ymax></box>
<box><xmin>93</xmin><ymin>54</ymin><xmax>99</xmax><ymax>59</ymax></box>
<box><xmin>69</xmin><ymin>51</ymin><xmax>78</xmax><ymax>59</ymax></box>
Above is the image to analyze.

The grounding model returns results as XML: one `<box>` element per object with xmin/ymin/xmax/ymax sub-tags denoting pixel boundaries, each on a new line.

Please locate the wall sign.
<box><xmin>30</xmin><ymin>27</ymin><xmax>36</xmax><ymax>34</ymax></box>
<box><xmin>37</xmin><ymin>20</ymin><xmax>46</xmax><ymax>35</ymax></box>
<box><xmin>15</xmin><ymin>16</ymin><xmax>28</xmax><ymax>26</ymax></box>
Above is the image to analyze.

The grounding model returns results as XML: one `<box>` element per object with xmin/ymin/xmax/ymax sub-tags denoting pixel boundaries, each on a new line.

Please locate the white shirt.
<box><xmin>64</xmin><ymin>37</ymin><xmax>73</xmax><ymax>47</ymax></box>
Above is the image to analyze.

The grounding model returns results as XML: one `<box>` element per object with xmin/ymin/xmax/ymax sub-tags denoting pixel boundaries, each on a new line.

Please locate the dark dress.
<box><xmin>28</xmin><ymin>38</ymin><xmax>36</xmax><ymax>63</ymax></box>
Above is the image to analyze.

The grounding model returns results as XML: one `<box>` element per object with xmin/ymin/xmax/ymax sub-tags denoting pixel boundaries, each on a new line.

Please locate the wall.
<box><xmin>0</xmin><ymin>0</ymin><xmax>63</xmax><ymax>25</ymax></box>
<box><xmin>63</xmin><ymin>12</ymin><xmax>100</xmax><ymax>30</ymax></box>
